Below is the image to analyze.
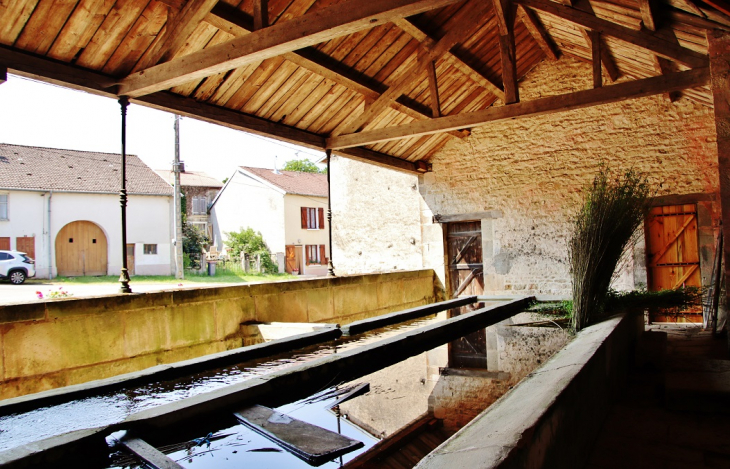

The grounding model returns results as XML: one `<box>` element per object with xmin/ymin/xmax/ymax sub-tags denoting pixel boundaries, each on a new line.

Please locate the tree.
<box><xmin>283</xmin><ymin>158</ymin><xmax>325</xmax><ymax>174</ymax></box>
<box><xmin>225</xmin><ymin>227</ymin><xmax>278</xmax><ymax>273</ymax></box>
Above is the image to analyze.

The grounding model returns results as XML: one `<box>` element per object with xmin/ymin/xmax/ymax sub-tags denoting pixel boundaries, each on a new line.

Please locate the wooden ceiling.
<box><xmin>0</xmin><ymin>0</ymin><xmax>728</xmax><ymax>173</ymax></box>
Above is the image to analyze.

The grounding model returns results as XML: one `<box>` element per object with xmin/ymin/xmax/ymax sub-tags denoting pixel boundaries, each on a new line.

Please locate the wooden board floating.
<box><xmin>234</xmin><ymin>405</ymin><xmax>364</xmax><ymax>466</ymax></box>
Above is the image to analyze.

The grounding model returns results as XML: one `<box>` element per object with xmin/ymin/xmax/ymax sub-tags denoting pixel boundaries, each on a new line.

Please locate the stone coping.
<box><xmin>415</xmin><ymin>312</ymin><xmax>641</xmax><ymax>469</ymax></box>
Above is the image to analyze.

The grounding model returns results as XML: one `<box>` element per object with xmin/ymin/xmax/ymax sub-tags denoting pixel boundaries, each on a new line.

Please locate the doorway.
<box><xmin>285</xmin><ymin>245</ymin><xmax>302</xmax><ymax>274</ymax></box>
<box><xmin>55</xmin><ymin>221</ymin><xmax>108</xmax><ymax>276</ymax></box>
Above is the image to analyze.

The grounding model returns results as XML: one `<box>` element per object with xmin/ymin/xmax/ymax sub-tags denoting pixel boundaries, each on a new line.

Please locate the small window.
<box><xmin>306</xmin><ymin>245</ymin><xmax>326</xmax><ymax>265</ymax></box>
<box><xmin>192</xmin><ymin>196</ymin><xmax>208</xmax><ymax>215</ymax></box>
<box><xmin>300</xmin><ymin>207</ymin><xmax>324</xmax><ymax>230</ymax></box>
<box><xmin>0</xmin><ymin>194</ymin><xmax>7</xmax><ymax>220</ymax></box>
<box><xmin>143</xmin><ymin>244</ymin><xmax>157</xmax><ymax>255</ymax></box>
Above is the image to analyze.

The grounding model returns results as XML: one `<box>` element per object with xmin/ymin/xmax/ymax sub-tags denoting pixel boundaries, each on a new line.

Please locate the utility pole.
<box><xmin>173</xmin><ymin>115</ymin><xmax>184</xmax><ymax>279</ymax></box>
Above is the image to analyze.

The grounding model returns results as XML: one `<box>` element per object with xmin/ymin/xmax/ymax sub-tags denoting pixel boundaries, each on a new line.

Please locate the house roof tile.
<box><xmin>0</xmin><ymin>143</ymin><xmax>173</xmax><ymax>195</ymax></box>
<box><xmin>241</xmin><ymin>166</ymin><xmax>328</xmax><ymax>197</ymax></box>
<box><xmin>156</xmin><ymin>170</ymin><xmax>223</xmax><ymax>188</ymax></box>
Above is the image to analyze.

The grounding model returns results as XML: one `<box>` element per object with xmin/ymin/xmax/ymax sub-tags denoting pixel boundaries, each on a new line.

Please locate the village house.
<box><xmin>156</xmin><ymin>168</ymin><xmax>223</xmax><ymax>241</ymax></box>
<box><xmin>0</xmin><ymin>143</ymin><xmax>174</xmax><ymax>278</ymax></box>
<box><xmin>211</xmin><ymin>166</ymin><xmax>329</xmax><ymax>276</ymax></box>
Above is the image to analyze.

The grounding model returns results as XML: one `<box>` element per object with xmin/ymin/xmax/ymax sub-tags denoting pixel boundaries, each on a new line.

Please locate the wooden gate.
<box><xmin>0</xmin><ymin>237</ymin><xmax>9</xmax><ymax>250</ymax></box>
<box><xmin>646</xmin><ymin>204</ymin><xmax>701</xmax><ymax>322</ymax></box>
<box><xmin>55</xmin><ymin>221</ymin><xmax>108</xmax><ymax>276</ymax></box>
<box><xmin>16</xmin><ymin>237</ymin><xmax>35</xmax><ymax>259</ymax></box>
<box><xmin>285</xmin><ymin>245</ymin><xmax>298</xmax><ymax>273</ymax></box>
<box><xmin>446</xmin><ymin>221</ymin><xmax>486</xmax><ymax>368</ymax></box>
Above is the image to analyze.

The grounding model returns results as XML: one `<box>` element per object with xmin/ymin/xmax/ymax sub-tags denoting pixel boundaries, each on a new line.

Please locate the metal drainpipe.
<box><xmin>47</xmin><ymin>190</ymin><xmax>52</xmax><ymax>280</ymax></box>
<box><xmin>326</xmin><ymin>149</ymin><xmax>335</xmax><ymax>277</ymax></box>
<box><xmin>118</xmin><ymin>96</ymin><xmax>132</xmax><ymax>293</ymax></box>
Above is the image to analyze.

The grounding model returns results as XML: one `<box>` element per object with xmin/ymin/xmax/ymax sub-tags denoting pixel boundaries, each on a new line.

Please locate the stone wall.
<box><xmin>0</xmin><ymin>270</ymin><xmax>436</xmax><ymax>399</ymax></box>
<box><xmin>331</xmin><ymin>155</ymin><xmax>424</xmax><ymax>276</ymax></box>
<box><xmin>419</xmin><ymin>56</ymin><xmax>720</xmax><ymax>297</ymax></box>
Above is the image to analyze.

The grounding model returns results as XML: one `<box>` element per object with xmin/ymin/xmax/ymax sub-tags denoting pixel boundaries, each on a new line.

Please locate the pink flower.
<box><xmin>178</xmin><ymin>283</ymin><xmax>183</xmax><ymax>286</ymax></box>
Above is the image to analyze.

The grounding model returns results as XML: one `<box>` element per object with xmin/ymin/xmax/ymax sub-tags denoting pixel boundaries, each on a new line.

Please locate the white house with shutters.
<box><xmin>210</xmin><ymin>166</ymin><xmax>329</xmax><ymax>276</ymax></box>
<box><xmin>0</xmin><ymin>143</ymin><xmax>174</xmax><ymax>278</ymax></box>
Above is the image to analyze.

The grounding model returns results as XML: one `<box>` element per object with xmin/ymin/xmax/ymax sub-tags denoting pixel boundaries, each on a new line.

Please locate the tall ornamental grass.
<box><xmin>569</xmin><ymin>168</ymin><xmax>652</xmax><ymax>331</ymax></box>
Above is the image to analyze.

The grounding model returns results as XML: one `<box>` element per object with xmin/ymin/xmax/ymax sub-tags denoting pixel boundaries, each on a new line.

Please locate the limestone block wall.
<box><xmin>419</xmin><ymin>56</ymin><xmax>720</xmax><ymax>297</ymax></box>
<box><xmin>0</xmin><ymin>270</ymin><xmax>436</xmax><ymax>399</ymax></box>
<box><xmin>331</xmin><ymin>156</ymin><xmax>424</xmax><ymax>275</ymax></box>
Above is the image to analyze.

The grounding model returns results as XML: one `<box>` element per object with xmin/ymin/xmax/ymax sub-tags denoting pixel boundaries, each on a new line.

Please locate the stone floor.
<box><xmin>586</xmin><ymin>323</ymin><xmax>730</xmax><ymax>468</ymax></box>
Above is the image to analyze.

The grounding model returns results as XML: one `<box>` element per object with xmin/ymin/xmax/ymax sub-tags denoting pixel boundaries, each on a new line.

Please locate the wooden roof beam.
<box><xmin>393</xmin><ymin>18</ymin><xmax>506</xmax><ymax>100</ymax></box>
<box><xmin>204</xmin><ymin>4</ymin><xmax>469</xmax><ymax>138</ymax></box>
<box><xmin>0</xmin><ymin>46</ymin><xmax>423</xmax><ymax>175</ymax></box>
<box><xmin>588</xmin><ymin>30</ymin><xmax>602</xmax><ymax>88</ymax></box>
<box><xmin>638</xmin><ymin>0</ymin><xmax>657</xmax><ymax>31</ymax></box>
<box><xmin>579</xmin><ymin>28</ymin><xmax>619</xmax><ymax>82</ymax></box>
<box><xmin>654</xmin><ymin>56</ymin><xmax>681</xmax><ymax>102</ymax></box>
<box><xmin>134</xmin><ymin>0</ymin><xmax>220</xmax><ymax>72</ymax></box>
<box><xmin>427</xmin><ymin>61</ymin><xmax>441</xmax><ymax>117</ymax></box>
<box><xmin>514</xmin><ymin>0</ymin><xmax>709</xmax><ymax>68</ymax></box>
<box><xmin>493</xmin><ymin>0</ymin><xmax>519</xmax><ymax>103</ymax></box>
<box><xmin>253</xmin><ymin>0</ymin><xmax>269</xmax><ymax>30</ymax></box>
<box><xmin>517</xmin><ymin>5</ymin><xmax>560</xmax><ymax>60</ymax></box>
<box><xmin>338</xmin><ymin>0</ymin><xmax>492</xmax><ymax>135</ymax></box>
<box><xmin>118</xmin><ymin>0</ymin><xmax>464</xmax><ymax>97</ymax></box>
<box><xmin>326</xmin><ymin>67</ymin><xmax>710</xmax><ymax>149</ymax></box>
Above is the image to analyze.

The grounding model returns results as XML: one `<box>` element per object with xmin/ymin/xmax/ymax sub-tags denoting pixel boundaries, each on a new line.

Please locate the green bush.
<box><xmin>224</xmin><ymin>227</ymin><xmax>278</xmax><ymax>273</ymax></box>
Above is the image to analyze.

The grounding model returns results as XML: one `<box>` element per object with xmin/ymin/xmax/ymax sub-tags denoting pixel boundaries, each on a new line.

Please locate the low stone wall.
<box><xmin>0</xmin><ymin>270</ymin><xmax>436</xmax><ymax>399</ymax></box>
<box><xmin>417</xmin><ymin>312</ymin><xmax>643</xmax><ymax>469</ymax></box>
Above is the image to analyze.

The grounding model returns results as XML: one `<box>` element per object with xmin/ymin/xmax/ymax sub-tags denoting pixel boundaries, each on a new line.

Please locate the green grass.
<box><xmin>42</xmin><ymin>271</ymin><xmax>292</xmax><ymax>285</ymax></box>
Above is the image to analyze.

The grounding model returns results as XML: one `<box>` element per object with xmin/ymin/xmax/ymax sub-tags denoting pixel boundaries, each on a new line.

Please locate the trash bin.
<box><xmin>207</xmin><ymin>260</ymin><xmax>217</xmax><ymax>276</ymax></box>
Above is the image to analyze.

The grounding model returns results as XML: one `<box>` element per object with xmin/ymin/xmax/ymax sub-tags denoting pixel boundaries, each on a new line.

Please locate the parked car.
<box><xmin>0</xmin><ymin>250</ymin><xmax>35</xmax><ymax>284</ymax></box>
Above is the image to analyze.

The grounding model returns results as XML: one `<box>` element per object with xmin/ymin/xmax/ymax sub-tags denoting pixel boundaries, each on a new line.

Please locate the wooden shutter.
<box><xmin>318</xmin><ymin>208</ymin><xmax>325</xmax><ymax>229</ymax></box>
<box><xmin>305</xmin><ymin>245</ymin><xmax>310</xmax><ymax>265</ymax></box>
<box><xmin>16</xmin><ymin>237</ymin><xmax>35</xmax><ymax>259</ymax></box>
<box><xmin>0</xmin><ymin>237</ymin><xmax>9</xmax><ymax>250</ymax></box>
<box><xmin>320</xmin><ymin>245</ymin><xmax>326</xmax><ymax>264</ymax></box>
<box><xmin>301</xmin><ymin>207</ymin><xmax>307</xmax><ymax>228</ymax></box>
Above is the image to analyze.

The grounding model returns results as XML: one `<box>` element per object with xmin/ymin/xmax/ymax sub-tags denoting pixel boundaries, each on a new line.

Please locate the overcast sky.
<box><xmin>0</xmin><ymin>74</ymin><xmax>326</xmax><ymax>182</ymax></box>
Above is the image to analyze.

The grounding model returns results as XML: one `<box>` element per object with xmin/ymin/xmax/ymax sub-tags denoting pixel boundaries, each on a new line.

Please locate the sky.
<box><xmin>0</xmin><ymin>74</ymin><xmax>326</xmax><ymax>182</ymax></box>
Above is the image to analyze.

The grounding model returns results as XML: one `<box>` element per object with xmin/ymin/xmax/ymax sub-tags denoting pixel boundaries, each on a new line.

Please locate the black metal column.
<box><xmin>119</xmin><ymin>96</ymin><xmax>132</xmax><ymax>293</ymax></box>
<box><xmin>326</xmin><ymin>149</ymin><xmax>335</xmax><ymax>277</ymax></box>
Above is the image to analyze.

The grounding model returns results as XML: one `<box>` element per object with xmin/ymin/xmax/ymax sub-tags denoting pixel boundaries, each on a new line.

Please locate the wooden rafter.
<box><xmin>517</xmin><ymin>5</ymin><xmax>560</xmax><ymax>60</ymax></box>
<box><xmin>253</xmin><ymin>0</ymin><xmax>268</xmax><ymax>30</ymax></box>
<box><xmin>392</xmin><ymin>18</ymin><xmax>505</xmax><ymax>100</ymax></box>
<box><xmin>578</xmin><ymin>28</ymin><xmax>619</xmax><ymax>82</ymax></box>
<box><xmin>493</xmin><ymin>0</ymin><xmax>519</xmax><ymax>104</ymax></box>
<box><xmin>336</xmin><ymin>0</ymin><xmax>491</xmax><ymax>135</ymax></box>
<box><xmin>204</xmin><ymin>4</ymin><xmax>469</xmax><ymax>138</ymax></box>
<box><xmin>638</xmin><ymin>0</ymin><xmax>657</xmax><ymax>31</ymax></box>
<box><xmin>654</xmin><ymin>56</ymin><xmax>680</xmax><ymax>102</ymax></box>
<box><xmin>514</xmin><ymin>0</ymin><xmax>709</xmax><ymax>68</ymax></box>
<box><xmin>326</xmin><ymin>67</ymin><xmax>710</xmax><ymax>149</ymax></box>
<box><xmin>427</xmin><ymin>61</ymin><xmax>441</xmax><ymax>117</ymax></box>
<box><xmin>0</xmin><ymin>46</ymin><xmax>423</xmax><ymax>174</ymax></box>
<box><xmin>588</xmin><ymin>30</ymin><xmax>602</xmax><ymax>88</ymax></box>
<box><xmin>118</xmin><ymin>0</ymin><xmax>464</xmax><ymax>97</ymax></box>
<box><xmin>133</xmin><ymin>0</ymin><xmax>220</xmax><ymax>72</ymax></box>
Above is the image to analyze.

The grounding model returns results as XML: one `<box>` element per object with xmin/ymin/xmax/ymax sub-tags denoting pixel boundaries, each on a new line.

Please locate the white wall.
<box><xmin>211</xmin><ymin>170</ymin><xmax>286</xmax><ymax>256</ymax></box>
<box><xmin>0</xmin><ymin>190</ymin><xmax>173</xmax><ymax>278</ymax></box>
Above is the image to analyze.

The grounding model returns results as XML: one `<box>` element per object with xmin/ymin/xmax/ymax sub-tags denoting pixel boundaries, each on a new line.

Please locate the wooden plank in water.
<box><xmin>121</xmin><ymin>437</ymin><xmax>185</xmax><ymax>469</ymax></box>
<box><xmin>234</xmin><ymin>405</ymin><xmax>363</xmax><ymax>466</ymax></box>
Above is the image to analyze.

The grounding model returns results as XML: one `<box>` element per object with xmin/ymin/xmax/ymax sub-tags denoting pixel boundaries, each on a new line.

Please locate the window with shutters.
<box><xmin>192</xmin><ymin>196</ymin><xmax>207</xmax><ymax>215</ymax></box>
<box><xmin>300</xmin><ymin>207</ymin><xmax>325</xmax><ymax>230</ymax></box>
<box><xmin>306</xmin><ymin>244</ymin><xmax>326</xmax><ymax>265</ymax></box>
<box><xmin>0</xmin><ymin>194</ymin><xmax>7</xmax><ymax>220</ymax></box>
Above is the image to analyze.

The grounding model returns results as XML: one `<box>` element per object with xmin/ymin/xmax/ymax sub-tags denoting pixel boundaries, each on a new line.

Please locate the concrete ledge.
<box><xmin>416</xmin><ymin>312</ymin><xmax>643</xmax><ymax>469</ymax></box>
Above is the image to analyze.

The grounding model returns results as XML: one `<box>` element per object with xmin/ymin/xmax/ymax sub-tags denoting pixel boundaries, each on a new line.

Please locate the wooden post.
<box><xmin>709</xmin><ymin>29</ymin><xmax>730</xmax><ymax>329</ymax></box>
<box><xmin>589</xmin><ymin>30</ymin><xmax>602</xmax><ymax>88</ymax></box>
<box><xmin>256</xmin><ymin>253</ymin><xmax>261</xmax><ymax>273</ymax></box>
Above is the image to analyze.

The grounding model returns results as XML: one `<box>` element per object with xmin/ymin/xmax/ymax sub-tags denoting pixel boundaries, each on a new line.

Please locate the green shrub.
<box><xmin>224</xmin><ymin>227</ymin><xmax>278</xmax><ymax>273</ymax></box>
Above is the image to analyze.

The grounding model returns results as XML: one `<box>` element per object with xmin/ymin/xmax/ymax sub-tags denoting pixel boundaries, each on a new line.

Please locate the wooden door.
<box><xmin>0</xmin><ymin>237</ymin><xmax>9</xmax><ymax>250</ymax></box>
<box><xmin>446</xmin><ymin>221</ymin><xmax>486</xmax><ymax>368</ymax></box>
<box><xmin>16</xmin><ymin>237</ymin><xmax>35</xmax><ymax>259</ymax></box>
<box><xmin>126</xmin><ymin>244</ymin><xmax>135</xmax><ymax>276</ymax></box>
<box><xmin>285</xmin><ymin>246</ymin><xmax>297</xmax><ymax>273</ymax></box>
<box><xmin>55</xmin><ymin>221</ymin><xmax>108</xmax><ymax>276</ymax></box>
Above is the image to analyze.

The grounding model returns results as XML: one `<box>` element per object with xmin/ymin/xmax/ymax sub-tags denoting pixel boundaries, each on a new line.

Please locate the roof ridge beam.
<box><xmin>326</xmin><ymin>67</ymin><xmax>710</xmax><ymax>149</ymax></box>
<box><xmin>514</xmin><ymin>0</ymin><xmax>709</xmax><ymax>68</ymax></box>
<box><xmin>117</xmin><ymin>0</ymin><xmax>464</xmax><ymax>97</ymax></box>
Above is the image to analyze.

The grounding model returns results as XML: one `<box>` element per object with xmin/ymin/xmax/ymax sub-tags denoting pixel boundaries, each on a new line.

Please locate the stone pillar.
<box><xmin>709</xmin><ymin>29</ymin><xmax>730</xmax><ymax>329</ymax></box>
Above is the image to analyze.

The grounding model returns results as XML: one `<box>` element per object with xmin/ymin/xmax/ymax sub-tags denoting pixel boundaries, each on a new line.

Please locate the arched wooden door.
<box><xmin>55</xmin><ymin>221</ymin><xmax>108</xmax><ymax>276</ymax></box>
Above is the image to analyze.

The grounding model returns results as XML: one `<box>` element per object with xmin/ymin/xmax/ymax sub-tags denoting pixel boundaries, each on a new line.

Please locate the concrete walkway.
<box><xmin>586</xmin><ymin>324</ymin><xmax>730</xmax><ymax>468</ymax></box>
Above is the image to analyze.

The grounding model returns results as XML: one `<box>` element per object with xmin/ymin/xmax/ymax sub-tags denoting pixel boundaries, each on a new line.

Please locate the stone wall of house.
<box><xmin>331</xmin><ymin>155</ymin><xmax>424</xmax><ymax>276</ymax></box>
<box><xmin>419</xmin><ymin>56</ymin><xmax>720</xmax><ymax>297</ymax></box>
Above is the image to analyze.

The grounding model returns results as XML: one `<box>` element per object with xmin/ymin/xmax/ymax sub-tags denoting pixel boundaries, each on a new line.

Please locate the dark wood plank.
<box><xmin>121</xmin><ymin>438</ymin><xmax>185</xmax><ymax>469</ymax></box>
<box><xmin>327</xmin><ymin>67</ymin><xmax>710</xmax><ymax>149</ymax></box>
<box><xmin>427</xmin><ymin>60</ymin><xmax>441</xmax><ymax>117</ymax></box>
<box><xmin>589</xmin><ymin>30</ymin><xmax>602</xmax><ymax>88</ymax></box>
<box><xmin>253</xmin><ymin>0</ymin><xmax>268</xmax><ymax>30</ymax></box>
<box><xmin>118</xmin><ymin>0</ymin><xmax>464</xmax><ymax>97</ymax></box>
<box><xmin>234</xmin><ymin>405</ymin><xmax>364</xmax><ymax>465</ymax></box>
<box><xmin>493</xmin><ymin>0</ymin><xmax>519</xmax><ymax>103</ymax></box>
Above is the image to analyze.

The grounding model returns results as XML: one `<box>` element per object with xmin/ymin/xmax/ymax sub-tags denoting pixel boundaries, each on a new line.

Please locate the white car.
<box><xmin>0</xmin><ymin>250</ymin><xmax>36</xmax><ymax>284</ymax></box>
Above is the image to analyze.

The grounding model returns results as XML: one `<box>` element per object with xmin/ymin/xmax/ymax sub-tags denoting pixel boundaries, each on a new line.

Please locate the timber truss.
<box><xmin>0</xmin><ymin>0</ymin><xmax>728</xmax><ymax>173</ymax></box>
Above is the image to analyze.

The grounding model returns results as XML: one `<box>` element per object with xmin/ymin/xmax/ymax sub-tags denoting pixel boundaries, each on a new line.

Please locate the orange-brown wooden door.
<box><xmin>646</xmin><ymin>204</ymin><xmax>701</xmax><ymax>291</ymax></box>
<box><xmin>285</xmin><ymin>245</ymin><xmax>297</xmax><ymax>273</ymax></box>
<box><xmin>16</xmin><ymin>237</ymin><xmax>35</xmax><ymax>259</ymax></box>
<box><xmin>0</xmin><ymin>237</ymin><xmax>9</xmax><ymax>250</ymax></box>
<box><xmin>446</xmin><ymin>221</ymin><xmax>486</xmax><ymax>368</ymax></box>
<box><xmin>55</xmin><ymin>221</ymin><xmax>108</xmax><ymax>276</ymax></box>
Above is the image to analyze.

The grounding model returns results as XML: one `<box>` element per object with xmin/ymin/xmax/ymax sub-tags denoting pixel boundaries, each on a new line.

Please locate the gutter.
<box><xmin>47</xmin><ymin>190</ymin><xmax>52</xmax><ymax>280</ymax></box>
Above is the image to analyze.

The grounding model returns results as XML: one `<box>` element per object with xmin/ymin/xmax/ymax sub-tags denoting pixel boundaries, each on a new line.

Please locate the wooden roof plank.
<box><xmin>118</xmin><ymin>0</ymin><xmax>464</xmax><ymax>97</ymax></box>
<box><xmin>48</xmin><ymin>0</ymin><xmax>116</xmax><ymax>62</ymax></box>
<box><xmin>0</xmin><ymin>0</ymin><xmax>39</xmax><ymax>45</ymax></box>
<box><xmin>327</xmin><ymin>67</ymin><xmax>710</xmax><ymax>149</ymax></box>
<box><xmin>14</xmin><ymin>0</ymin><xmax>79</xmax><ymax>55</ymax></box>
<box><xmin>516</xmin><ymin>0</ymin><xmax>708</xmax><ymax>67</ymax></box>
<box><xmin>518</xmin><ymin>4</ymin><xmax>560</xmax><ymax>60</ymax></box>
